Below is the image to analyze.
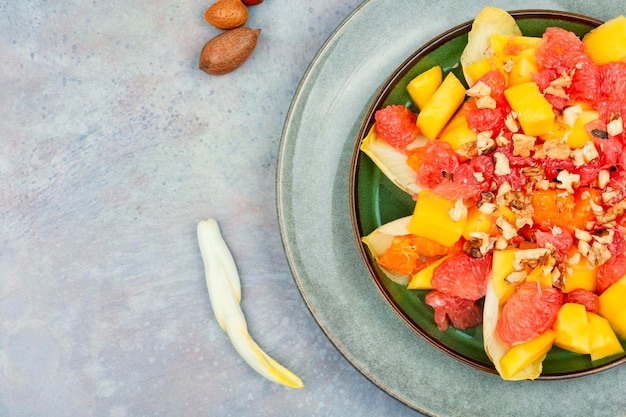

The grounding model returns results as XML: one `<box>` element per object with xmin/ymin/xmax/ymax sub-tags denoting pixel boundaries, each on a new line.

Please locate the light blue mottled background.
<box><xmin>0</xmin><ymin>1</ymin><xmax>425</xmax><ymax>416</ymax></box>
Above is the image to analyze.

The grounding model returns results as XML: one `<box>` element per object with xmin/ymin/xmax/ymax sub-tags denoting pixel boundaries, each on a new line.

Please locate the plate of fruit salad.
<box><xmin>353</xmin><ymin>6</ymin><xmax>626</xmax><ymax>380</ymax></box>
<box><xmin>279</xmin><ymin>1</ymin><xmax>626</xmax><ymax>415</ymax></box>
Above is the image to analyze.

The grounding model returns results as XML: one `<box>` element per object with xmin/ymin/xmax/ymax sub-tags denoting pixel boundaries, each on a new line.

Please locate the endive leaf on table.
<box><xmin>197</xmin><ymin>218</ymin><xmax>304</xmax><ymax>389</ymax></box>
<box><xmin>361</xmin><ymin>216</ymin><xmax>413</xmax><ymax>285</ymax></box>
<box><xmin>360</xmin><ymin>126</ymin><xmax>425</xmax><ymax>197</ymax></box>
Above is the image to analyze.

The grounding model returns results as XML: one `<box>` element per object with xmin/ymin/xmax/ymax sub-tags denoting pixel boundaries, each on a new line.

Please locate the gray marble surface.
<box><xmin>0</xmin><ymin>1</ymin><xmax>425</xmax><ymax>416</ymax></box>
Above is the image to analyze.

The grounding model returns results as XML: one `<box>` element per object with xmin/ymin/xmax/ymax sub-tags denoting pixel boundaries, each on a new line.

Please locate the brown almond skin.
<box><xmin>199</xmin><ymin>28</ymin><xmax>261</xmax><ymax>75</ymax></box>
<box><xmin>204</xmin><ymin>0</ymin><xmax>248</xmax><ymax>30</ymax></box>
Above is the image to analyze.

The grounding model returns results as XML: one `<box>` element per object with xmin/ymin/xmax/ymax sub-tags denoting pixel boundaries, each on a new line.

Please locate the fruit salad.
<box><xmin>361</xmin><ymin>7</ymin><xmax>626</xmax><ymax>380</ymax></box>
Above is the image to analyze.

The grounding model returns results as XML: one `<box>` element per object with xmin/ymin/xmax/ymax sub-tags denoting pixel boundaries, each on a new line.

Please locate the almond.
<box><xmin>199</xmin><ymin>27</ymin><xmax>261</xmax><ymax>75</ymax></box>
<box><xmin>204</xmin><ymin>0</ymin><xmax>248</xmax><ymax>30</ymax></box>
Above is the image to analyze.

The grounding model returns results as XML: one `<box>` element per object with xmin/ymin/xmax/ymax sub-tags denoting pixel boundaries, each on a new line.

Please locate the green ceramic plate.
<box><xmin>351</xmin><ymin>10</ymin><xmax>626</xmax><ymax>379</ymax></box>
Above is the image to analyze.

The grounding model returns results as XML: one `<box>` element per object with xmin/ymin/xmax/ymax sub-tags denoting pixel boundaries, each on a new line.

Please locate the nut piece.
<box><xmin>204</xmin><ymin>0</ymin><xmax>249</xmax><ymax>30</ymax></box>
<box><xmin>199</xmin><ymin>28</ymin><xmax>261</xmax><ymax>75</ymax></box>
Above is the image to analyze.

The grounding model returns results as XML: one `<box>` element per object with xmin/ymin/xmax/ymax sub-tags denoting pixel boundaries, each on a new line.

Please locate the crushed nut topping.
<box><xmin>544</xmin><ymin>140</ymin><xmax>571</xmax><ymax>160</ymax></box>
<box><xmin>592</xmin><ymin>228</ymin><xmax>614</xmax><ymax>245</ymax></box>
<box><xmin>495</xmin><ymin>133</ymin><xmax>511</xmax><ymax>146</ymax></box>
<box><xmin>607</xmin><ymin>117</ymin><xmax>624</xmax><ymax>137</ymax></box>
<box><xmin>555</xmin><ymin>170</ymin><xmax>580</xmax><ymax>193</ymax></box>
<box><xmin>476</xmin><ymin>95</ymin><xmax>497</xmax><ymax>110</ymax></box>
<box><xmin>513</xmin><ymin>248</ymin><xmax>551</xmax><ymax>271</ymax></box>
<box><xmin>521</xmin><ymin>164</ymin><xmax>545</xmax><ymax>183</ymax></box>
<box><xmin>596</xmin><ymin>198</ymin><xmax>626</xmax><ymax>224</ymax></box>
<box><xmin>505</xmin><ymin>270</ymin><xmax>528</xmax><ymax>284</ymax></box>
<box><xmin>562</xmin><ymin>104</ymin><xmax>583</xmax><ymax>127</ymax></box>
<box><xmin>504</xmin><ymin>113</ymin><xmax>519</xmax><ymax>133</ymax></box>
<box><xmin>466</xmin><ymin>80</ymin><xmax>491</xmax><ymax>98</ymax></box>
<box><xmin>493</xmin><ymin>152</ymin><xmax>511</xmax><ymax>176</ymax></box>
<box><xmin>449</xmin><ymin>198</ymin><xmax>467</xmax><ymax>222</ymax></box>
<box><xmin>575</xmin><ymin>228</ymin><xmax>593</xmax><ymax>242</ymax></box>
<box><xmin>572</xmin><ymin>142</ymin><xmax>600</xmax><ymax>167</ymax></box>
<box><xmin>512</xmin><ymin>133</ymin><xmax>536</xmax><ymax>157</ymax></box>
<box><xmin>478</xmin><ymin>202</ymin><xmax>498</xmax><ymax>215</ymax></box>
<box><xmin>496</xmin><ymin>216</ymin><xmax>518</xmax><ymax>241</ymax></box>
<box><xmin>477</xmin><ymin>131</ymin><xmax>496</xmax><ymax>155</ymax></box>
<box><xmin>598</xmin><ymin>169</ymin><xmax>611</xmax><ymax>189</ymax></box>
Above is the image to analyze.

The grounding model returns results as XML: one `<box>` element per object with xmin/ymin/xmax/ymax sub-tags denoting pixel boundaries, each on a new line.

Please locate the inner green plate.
<box><xmin>351</xmin><ymin>10</ymin><xmax>626</xmax><ymax>378</ymax></box>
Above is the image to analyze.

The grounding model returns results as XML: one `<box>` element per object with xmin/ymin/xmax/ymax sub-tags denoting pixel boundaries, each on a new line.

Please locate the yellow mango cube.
<box><xmin>406</xmin><ymin>65</ymin><xmax>443</xmax><ymax>110</ymax></box>
<box><xmin>462</xmin><ymin>205</ymin><xmax>495</xmax><ymax>239</ymax></box>
<box><xmin>583</xmin><ymin>15</ymin><xmax>626</xmax><ymax>65</ymax></box>
<box><xmin>588</xmin><ymin>312</ymin><xmax>625</xmax><ymax>361</ymax></box>
<box><xmin>565</xmin><ymin>110</ymin><xmax>600</xmax><ymax>149</ymax></box>
<box><xmin>490</xmin><ymin>34</ymin><xmax>541</xmax><ymax>60</ymax></box>
<box><xmin>553</xmin><ymin>303</ymin><xmax>591</xmax><ymax>354</ymax></box>
<box><xmin>526</xmin><ymin>256</ymin><xmax>555</xmax><ymax>287</ymax></box>
<box><xmin>599</xmin><ymin>276</ymin><xmax>626</xmax><ymax>323</ymax></box>
<box><xmin>509</xmin><ymin>57</ymin><xmax>538</xmax><ymax>86</ymax></box>
<box><xmin>439</xmin><ymin>108</ymin><xmax>477</xmax><ymax>151</ymax></box>
<box><xmin>416</xmin><ymin>72</ymin><xmax>467</xmax><ymax>140</ymax></box>
<box><xmin>607</xmin><ymin>305</ymin><xmax>626</xmax><ymax>339</ymax></box>
<box><xmin>500</xmin><ymin>329</ymin><xmax>556</xmax><ymax>380</ymax></box>
<box><xmin>504</xmin><ymin>82</ymin><xmax>555</xmax><ymax>136</ymax></box>
<box><xmin>464</xmin><ymin>57</ymin><xmax>501</xmax><ymax>86</ymax></box>
<box><xmin>407</xmin><ymin>254</ymin><xmax>452</xmax><ymax>290</ymax></box>
<box><xmin>491</xmin><ymin>249</ymin><xmax>519</xmax><ymax>303</ymax></box>
<box><xmin>563</xmin><ymin>248</ymin><xmax>597</xmax><ymax>293</ymax></box>
<box><xmin>408</xmin><ymin>189</ymin><xmax>467</xmax><ymax>247</ymax></box>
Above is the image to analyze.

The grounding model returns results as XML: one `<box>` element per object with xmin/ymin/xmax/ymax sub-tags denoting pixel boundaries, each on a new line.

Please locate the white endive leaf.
<box><xmin>483</xmin><ymin>279</ymin><xmax>544</xmax><ymax>380</ymax></box>
<box><xmin>460</xmin><ymin>6</ymin><xmax>522</xmax><ymax>86</ymax></box>
<box><xmin>362</xmin><ymin>216</ymin><xmax>412</xmax><ymax>285</ymax></box>
<box><xmin>360</xmin><ymin>126</ymin><xmax>425</xmax><ymax>197</ymax></box>
<box><xmin>198</xmin><ymin>218</ymin><xmax>304</xmax><ymax>389</ymax></box>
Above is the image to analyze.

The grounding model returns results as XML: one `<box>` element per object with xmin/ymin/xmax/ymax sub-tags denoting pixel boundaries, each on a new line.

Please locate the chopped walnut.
<box><xmin>496</xmin><ymin>133</ymin><xmax>511</xmax><ymax>146</ymax></box>
<box><xmin>505</xmin><ymin>113</ymin><xmax>519</xmax><ymax>133</ymax></box>
<box><xmin>598</xmin><ymin>169</ymin><xmax>611</xmax><ymax>189</ymax></box>
<box><xmin>550</xmin><ymin>72</ymin><xmax>573</xmax><ymax>88</ymax></box>
<box><xmin>505</xmin><ymin>270</ymin><xmax>528</xmax><ymax>284</ymax></box>
<box><xmin>496</xmin><ymin>216</ymin><xmax>518</xmax><ymax>240</ymax></box>
<box><xmin>562</xmin><ymin>105</ymin><xmax>583</xmax><ymax>127</ymax></box>
<box><xmin>467</xmin><ymin>232</ymin><xmax>496</xmax><ymax>256</ymax></box>
<box><xmin>607</xmin><ymin>117</ymin><xmax>624</xmax><ymax>137</ymax></box>
<box><xmin>543</xmin><ymin>140</ymin><xmax>571</xmax><ymax>160</ymax></box>
<box><xmin>466</xmin><ymin>80</ymin><xmax>491</xmax><ymax>98</ymax></box>
<box><xmin>449</xmin><ymin>198</ymin><xmax>468</xmax><ymax>222</ymax></box>
<box><xmin>495</xmin><ymin>236</ymin><xmax>509</xmax><ymax>250</ymax></box>
<box><xmin>575</xmin><ymin>228</ymin><xmax>592</xmax><ymax>242</ymax></box>
<box><xmin>535</xmin><ymin>179</ymin><xmax>551</xmax><ymax>190</ymax></box>
<box><xmin>545</xmin><ymin>84</ymin><xmax>568</xmax><ymax>98</ymax></box>
<box><xmin>512</xmin><ymin>133</ymin><xmax>536</xmax><ymax>157</ymax></box>
<box><xmin>478</xmin><ymin>202</ymin><xmax>498</xmax><ymax>215</ymax></box>
<box><xmin>586</xmin><ymin>241</ymin><xmax>612</xmax><ymax>269</ymax></box>
<box><xmin>513</xmin><ymin>248</ymin><xmax>551</xmax><ymax>271</ymax></box>
<box><xmin>476</xmin><ymin>95</ymin><xmax>497</xmax><ymax>110</ymax></box>
<box><xmin>592</xmin><ymin>228</ymin><xmax>614</xmax><ymax>245</ymax></box>
<box><xmin>494</xmin><ymin>152</ymin><xmax>511</xmax><ymax>176</ymax></box>
<box><xmin>474</xmin><ymin>171</ymin><xmax>485</xmax><ymax>182</ymax></box>
<box><xmin>596</xmin><ymin>198</ymin><xmax>626</xmax><ymax>224</ymax></box>
<box><xmin>502</xmin><ymin>59</ymin><xmax>515</xmax><ymax>73</ymax></box>
<box><xmin>571</xmin><ymin>142</ymin><xmax>600</xmax><ymax>168</ymax></box>
<box><xmin>602</xmin><ymin>190</ymin><xmax>618</xmax><ymax>204</ymax></box>
<box><xmin>521</xmin><ymin>165</ymin><xmax>546</xmax><ymax>183</ymax></box>
<box><xmin>477</xmin><ymin>131</ymin><xmax>496</xmax><ymax>155</ymax></box>
<box><xmin>555</xmin><ymin>170</ymin><xmax>580</xmax><ymax>193</ymax></box>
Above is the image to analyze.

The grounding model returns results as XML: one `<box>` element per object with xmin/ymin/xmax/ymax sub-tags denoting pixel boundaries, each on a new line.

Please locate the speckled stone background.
<box><xmin>0</xmin><ymin>1</ymin><xmax>427</xmax><ymax>416</ymax></box>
